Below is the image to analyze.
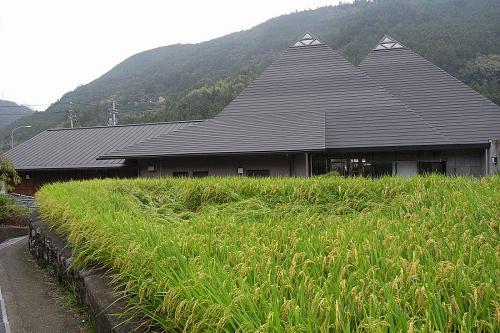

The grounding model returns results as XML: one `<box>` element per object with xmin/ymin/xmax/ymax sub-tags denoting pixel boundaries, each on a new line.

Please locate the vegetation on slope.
<box><xmin>0</xmin><ymin>154</ymin><xmax>27</xmax><ymax>224</ymax></box>
<box><xmin>0</xmin><ymin>100</ymin><xmax>33</xmax><ymax>129</ymax></box>
<box><xmin>37</xmin><ymin>176</ymin><xmax>500</xmax><ymax>332</ymax></box>
<box><xmin>0</xmin><ymin>153</ymin><xmax>20</xmax><ymax>191</ymax></box>
<box><xmin>2</xmin><ymin>0</ymin><xmax>500</xmax><ymax>149</ymax></box>
<box><xmin>0</xmin><ymin>195</ymin><xmax>29</xmax><ymax>226</ymax></box>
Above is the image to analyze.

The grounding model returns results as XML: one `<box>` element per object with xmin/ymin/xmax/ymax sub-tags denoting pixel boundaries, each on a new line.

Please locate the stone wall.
<box><xmin>28</xmin><ymin>214</ymin><xmax>146</xmax><ymax>333</ymax></box>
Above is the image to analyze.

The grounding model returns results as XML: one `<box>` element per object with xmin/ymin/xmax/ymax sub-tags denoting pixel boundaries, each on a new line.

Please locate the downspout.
<box><xmin>485</xmin><ymin>145</ymin><xmax>490</xmax><ymax>176</ymax></box>
<box><xmin>305</xmin><ymin>153</ymin><xmax>310</xmax><ymax>177</ymax></box>
<box><xmin>309</xmin><ymin>154</ymin><xmax>313</xmax><ymax>177</ymax></box>
<box><xmin>394</xmin><ymin>152</ymin><xmax>398</xmax><ymax>176</ymax></box>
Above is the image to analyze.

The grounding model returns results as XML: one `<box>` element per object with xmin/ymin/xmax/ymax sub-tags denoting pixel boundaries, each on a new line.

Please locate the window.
<box><xmin>192</xmin><ymin>171</ymin><xmax>209</xmax><ymax>178</ymax></box>
<box><xmin>418</xmin><ymin>162</ymin><xmax>446</xmax><ymax>175</ymax></box>
<box><xmin>311</xmin><ymin>156</ymin><xmax>394</xmax><ymax>178</ymax></box>
<box><xmin>246</xmin><ymin>170</ymin><xmax>270</xmax><ymax>177</ymax></box>
<box><xmin>172</xmin><ymin>171</ymin><xmax>188</xmax><ymax>178</ymax></box>
<box><xmin>330</xmin><ymin>159</ymin><xmax>349</xmax><ymax>176</ymax></box>
<box><xmin>312</xmin><ymin>157</ymin><xmax>329</xmax><ymax>175</ymax></box>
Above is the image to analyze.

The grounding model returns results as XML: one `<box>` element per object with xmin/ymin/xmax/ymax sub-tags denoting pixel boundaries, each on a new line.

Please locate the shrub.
<box><xmin>0</xmin><ymin>154</ymin><xmax>20</xmax><ymax>192</ymax></box>
<box><xmin>0</xmin><ymin>194</ymin><xmax>29</xmax><ymax>225</ymax></box>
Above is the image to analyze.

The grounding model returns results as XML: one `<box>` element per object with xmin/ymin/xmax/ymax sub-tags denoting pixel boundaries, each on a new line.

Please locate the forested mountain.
<box><xmin>2</xmin><ymin>0</ymin><xmax>499</xmax><ymax>151</ymax></box>
<box><xmin>0</xmin><ymin>100</ymin><xmax>33</xmax><ymax>133</ymax></box>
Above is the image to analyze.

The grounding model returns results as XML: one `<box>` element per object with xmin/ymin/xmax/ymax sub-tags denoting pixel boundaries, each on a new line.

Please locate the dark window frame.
<box><xmin>192</xmin><ymin>171</ymin><xmax>209</xmax><ymax>178</ymax></box>
<box><xmin>417</xmin><ymin>161</ymin><xmax>446</xmax><ymax>175</ymax></box>
<box><xmin>246</xmin><ymin>169</ymin><xmax>270</xmax><ymax>178</ymax></box>
<box><xmin>172</xmin><ymin>171</ymin><xmax>189</xmax><ymax>178</ymax></box>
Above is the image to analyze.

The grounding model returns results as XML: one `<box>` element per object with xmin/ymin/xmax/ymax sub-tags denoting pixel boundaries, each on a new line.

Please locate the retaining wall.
<box><xmin>28</xmin><ymin>213</ymin><xmax>145</xmax><ymax>333</ymax></box>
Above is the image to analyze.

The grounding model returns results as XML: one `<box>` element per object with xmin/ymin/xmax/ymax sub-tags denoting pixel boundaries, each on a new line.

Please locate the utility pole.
<box><xmin>67</xmin><ymin>102</ymin><xmax>76</xmax><ymax>128</ymax></box>
<box><xmin>108</xmin><ymin>100</ymin><xmax>118</xmax><ymax>126</ymax></box>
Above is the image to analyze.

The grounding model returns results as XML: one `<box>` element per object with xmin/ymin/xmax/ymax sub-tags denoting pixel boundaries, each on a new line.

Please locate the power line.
<box><xmin>0</xmin><ymin>113</ymin><xmax>36</xmax><ymax>116</ymax></box>
<box><xmin>0</xmin><ymin>103</ymin><xmax>52</xmax><ymax>108</ymax></box>
<box><xmin>0</xmin><ymin>108</ymin><xmax>166</xmax><ymax>116</ymax></box>
<box><xmin>0</xmin><ymin>111</ymin><xmax>68</xmax><ymax>116</ymax></box>
<box><xmin>0</xmin><ymin>101</ymin><xmax>102</xmax><ymax>108</ymax></box>
<box><xmin>0</xmin><ymin>100</ymin><xmax>169</xmax><ymax>118</ymax></box>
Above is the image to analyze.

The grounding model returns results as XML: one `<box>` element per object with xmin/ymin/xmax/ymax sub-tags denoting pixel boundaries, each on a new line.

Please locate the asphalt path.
<box><xmin>0</xmin><ymin>236</ymin><xmax>86</xmax><ymax>333</ymax></box>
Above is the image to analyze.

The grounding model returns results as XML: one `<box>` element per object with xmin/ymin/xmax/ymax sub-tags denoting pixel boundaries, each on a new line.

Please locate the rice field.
<box><xmin>36</xmin><ymin>176</ymin><xmax>499</xmax><ymax>332</ymax></box>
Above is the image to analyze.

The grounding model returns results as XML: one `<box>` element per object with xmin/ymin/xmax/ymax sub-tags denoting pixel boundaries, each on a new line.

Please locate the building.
<box><xmin>5</xmin><ymin>33</ymin><xmax>500</xmax><ymax>193</ymax></box>
<box><xmin>4</xmin><ymin>121</ymin><xmax>197</xmax><ymax>194</ymax></box>
<box><xmin>99</xmin><ymin>34</ymin><xmax>500</xmax><ymax>178</ymax></box>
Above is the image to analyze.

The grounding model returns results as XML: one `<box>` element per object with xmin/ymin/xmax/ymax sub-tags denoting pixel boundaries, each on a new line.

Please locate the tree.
<box><xmin>458</xmin><ymin>55</ymin><xmax>500</xmax><ymax>105</ymax></box>
<box><xmin>0</xmin><ymin>154</ymin><xmax>20</xmax><ymax>192</ymax></box>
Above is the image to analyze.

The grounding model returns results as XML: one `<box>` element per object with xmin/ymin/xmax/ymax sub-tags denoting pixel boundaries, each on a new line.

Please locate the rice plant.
<box><xmin>36</xmin><ymin>175</ymin><xmax>500</xmax><ymax>332</ymax></box>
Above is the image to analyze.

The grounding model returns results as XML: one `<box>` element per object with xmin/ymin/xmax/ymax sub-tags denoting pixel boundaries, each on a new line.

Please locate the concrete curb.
<box><xmin>0</xmin><ymin>226</ymin><xmax>28</xmax><ymax>244</ymax></box>
<box><xmin>28</xmin><ymin>213</ymin><xmax>146</xmax><ymax>333</ymax></box>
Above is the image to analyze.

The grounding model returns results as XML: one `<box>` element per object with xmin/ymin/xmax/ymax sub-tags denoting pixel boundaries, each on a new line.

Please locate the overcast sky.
<box><xmin>0</xmin><ymin>0</ymin><xmax>344</xmax><ymax>110</ymax></box>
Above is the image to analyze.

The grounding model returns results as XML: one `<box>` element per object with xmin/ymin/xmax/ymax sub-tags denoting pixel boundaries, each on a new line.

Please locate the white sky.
<box><xmin>0</xmin><ymin>0</ymin><xmax>343</xmax><ymax>111</ymax></box>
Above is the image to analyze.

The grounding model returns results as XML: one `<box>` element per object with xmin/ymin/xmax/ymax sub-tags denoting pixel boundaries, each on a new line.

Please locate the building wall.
<box><xmin>12</xmin><ymin>168</ymin><xmax>136</xmax><ymax>196</ymax></box>
<box><xmin>487</xmin><ymin>139</ymin><xmax>500</xmax><ymax>175</ymax></box>
<box><xmin>138</xmin><ymin>154</ymin><xmax>309</xmax><ymax>178</ymax></box>
<box><xmin>136</xmin><ymin>149</ymin><xmax>488</xmax><ymax>179</ymax></box>
<box><xmin>388</xmin><ymin>150</ymin><xmax>484</xmax><ymax>177</ymax></box>
<box><xmin>445</xmin><ymin>149</ymin><xmax>485</xmax><ymax>177</ymax></box>
<box><xmin>316</xmin><ymin>149</ymin><xmax>485</xmax><ymax>177</ymax></box>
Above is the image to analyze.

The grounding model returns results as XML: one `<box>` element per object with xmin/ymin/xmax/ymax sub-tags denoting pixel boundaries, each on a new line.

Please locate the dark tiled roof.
<box><xmin>12</xmin><ymin>33</ymin><xmax>496</xmax><ymax>168</ymax></box>
<box><xmin>4</xmin><ymin>121</ymin><xmax>196</xmax><ymax>170</ymax></box>
<box><xmin>100</xmin><ymin>111</ymin><xmax>325</xmax><ymax>158</ymax></box>
<box><xmin>359</xmin><ymin>41</ymin><xmax>500</xmax><ymax>145</ymax></box>
<box><xmin>103</xmin><ymin>34</ymin><xmax>448</xmax><ymax>159</ymax></box>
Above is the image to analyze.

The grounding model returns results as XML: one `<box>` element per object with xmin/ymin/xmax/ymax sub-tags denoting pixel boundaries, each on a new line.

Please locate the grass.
<box><xmin>40</xmin><ymin>263</ymin><xmax>94</xmax><ymax>333</ymax></box>
<box><xmin>0</xmin><ymin>194</ymin><xmax>29</xmax><ymax>226</ymax></box>
<box><xmin>36</xmin><ymin>175</ymin><xmax>500</xmax><ymax>332</ymax></box>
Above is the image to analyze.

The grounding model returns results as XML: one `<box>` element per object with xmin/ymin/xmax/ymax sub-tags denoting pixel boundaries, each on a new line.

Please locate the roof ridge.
<box><xmin>46</xmin><ymin>119</ymin><xmax>205</xmax><ymax>131</ymax></box>
<box><xmin>99</xmin><ymin>111</ymin><xmax>326</xmax><ymax>159</ymax></box>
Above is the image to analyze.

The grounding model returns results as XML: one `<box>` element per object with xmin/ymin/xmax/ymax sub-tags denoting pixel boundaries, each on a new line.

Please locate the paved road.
<box><xmin>0</xmin><ymin>237</ymin><xmax>86</xmax><ymax>333</ymax></box>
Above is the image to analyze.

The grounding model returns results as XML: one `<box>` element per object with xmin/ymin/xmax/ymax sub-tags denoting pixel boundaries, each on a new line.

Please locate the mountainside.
<box><xmin>0</xmin><ymin>100</ymin><xmax>34</xmax><ymax>129</ymax></box>
<box><xmin>2</xmin><ymin>0</ymin><xmax>499</xmax><ymax>150</ymax></box>
<box><xmin>0</xmin><ymin>100</ymin><xmax>34</xmax><ymax>148</ymax></box>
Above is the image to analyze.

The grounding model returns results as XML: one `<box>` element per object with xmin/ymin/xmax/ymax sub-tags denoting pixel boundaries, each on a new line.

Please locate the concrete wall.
<box><xmin>445</xmin><ymin>149</ymin><xmax>485</xmax><ymax>177</ymax></box>
<box><xmin>487</xmin><ymin>139</ymin><xmax>499</xmax><ymax>175</ymax></box>
<box><xmin>390</xmin><ymin>149</ymin><xmax>484</xmax><ymax>177</ymax></box>
<box><xmin>138</xmin><ymin>153</ymin><xmax>309</xmax><ymax>178</ymax></box>
<box><xmin>378</xmin><ymin>149</ymin><xmax>484</xmax><ymax>177</ymax></box>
